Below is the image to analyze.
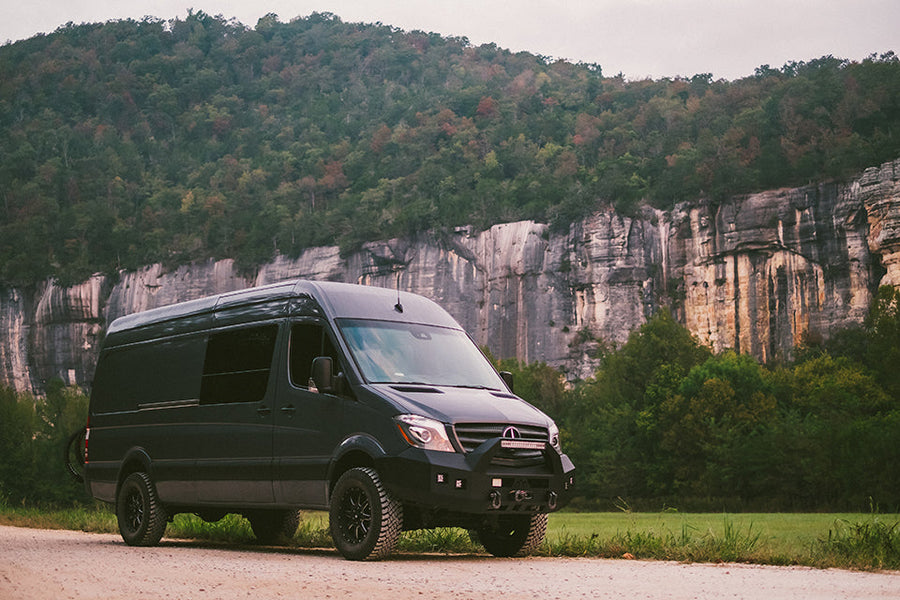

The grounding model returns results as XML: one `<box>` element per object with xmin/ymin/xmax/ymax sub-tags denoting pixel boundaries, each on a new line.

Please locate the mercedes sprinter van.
<box><xmin>84</xmin><ymin>280</ymin><xmax>574</xmax><ymax>559</ymax></box>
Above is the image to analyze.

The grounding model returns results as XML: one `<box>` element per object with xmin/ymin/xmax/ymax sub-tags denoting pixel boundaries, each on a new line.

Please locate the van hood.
<box><xmin>369</xmin><ymin>384</ymin><xmax>553</xmax><ymax>427</ymax></box>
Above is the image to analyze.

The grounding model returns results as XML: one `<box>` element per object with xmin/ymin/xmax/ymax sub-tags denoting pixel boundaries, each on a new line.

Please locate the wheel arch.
<box><xmin>115</xmin><ymin>447</ymin><xmax>153</xmax><ymax>496</ymax></box>
<box><xmin>327</xmin><ymin>434</ymin><xmax>387</xmax><ymax>494</ymax></box>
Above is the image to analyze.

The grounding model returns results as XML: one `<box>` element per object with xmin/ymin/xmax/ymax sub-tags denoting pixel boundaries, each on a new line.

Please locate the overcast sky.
<box><xmin>2</xmin><ymin>1</ymin><xmax>898</xmax><ymax>80</ymax></box>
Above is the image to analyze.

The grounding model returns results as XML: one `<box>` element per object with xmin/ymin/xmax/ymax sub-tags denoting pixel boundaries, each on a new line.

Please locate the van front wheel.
<box><xmin>116</xmin><ymin>472</ymin><xmax>167</xmax><ymax>546</ymax></box>
<box><xmin>329</xmin><ymin>467</ymin><xmax>402</xmax><ymax>560</ymax></box>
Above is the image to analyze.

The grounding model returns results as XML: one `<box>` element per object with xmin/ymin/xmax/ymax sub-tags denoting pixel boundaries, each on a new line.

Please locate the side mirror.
<box><xmin>499</xmin><ymin>371</ymin><xmax>514</xmax><ymax>393</ymax></box>
<box><xmin>311</xmin><ymin>356</ymin><xmax>333</xmax><ymax>393</ymax></box>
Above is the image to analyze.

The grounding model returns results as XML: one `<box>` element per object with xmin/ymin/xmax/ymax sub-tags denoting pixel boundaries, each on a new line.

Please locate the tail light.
<box><xmin>83</xmin><ymin>417</ymin><xmax>90</xmax><ymax>464</ymax></box>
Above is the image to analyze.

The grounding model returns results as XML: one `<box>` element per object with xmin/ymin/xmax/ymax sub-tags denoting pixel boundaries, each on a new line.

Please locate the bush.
<box><xmin>817</xmin><ymin>518</ymin><xmax>900</xmax><ymax>570</ymax></box>
<box><xmin>0</xmin><ymin>384</ymin><xmax>90</xmax><ymax>506</ymax></box>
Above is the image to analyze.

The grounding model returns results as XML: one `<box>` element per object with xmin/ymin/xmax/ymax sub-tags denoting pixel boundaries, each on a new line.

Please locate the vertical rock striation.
<box><xmin>1</xmin><ymin>158</ymin><xmax>899</xmax><ymax>394</ymax></box>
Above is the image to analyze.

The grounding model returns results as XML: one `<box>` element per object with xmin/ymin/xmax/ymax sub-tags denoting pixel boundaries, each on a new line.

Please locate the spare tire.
<box><xmin>64</xmin><ymin>427</ymin><xmax>87</xmax><ymax>483</ymax></box>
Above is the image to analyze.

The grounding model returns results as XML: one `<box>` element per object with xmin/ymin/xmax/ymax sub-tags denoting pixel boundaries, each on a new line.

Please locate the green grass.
<box><xmin>548</xmin><ymin>512</ymin><xmax>847</xmax><ymax>558</ymax></box>
<box><xmin>2</xmin><ymin>503</ymin><xmax>897</xmax><ymax>570</ymax></box>
<box><xmin>0</xmin><ymin>502</ymin><xmax>118</xmax><ymax>534</ymax></box>
<box><xmin>543</xmin><ymin>512</ymin><xmax>900</xmax><ymax>569</ymax></box>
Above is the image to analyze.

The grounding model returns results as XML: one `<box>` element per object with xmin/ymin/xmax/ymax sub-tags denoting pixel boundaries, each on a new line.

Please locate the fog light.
<box><xmin>455</xmin><ymin>479</ymin><xmax>466</xmax><ymax>489</ymax></box>
<box><xmin>436</xmin><ymin>473</ymin><xmax>446</xmax><ymax>484</ymax></box>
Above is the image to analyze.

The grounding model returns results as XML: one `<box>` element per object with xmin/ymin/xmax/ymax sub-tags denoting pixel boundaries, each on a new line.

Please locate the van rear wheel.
<box><xmin>329</xmin><ymin>467</ymin><xmax>402</xmax><ymax>560</ymax></box>
<box><xmin>116</xmin><ymin>472</ymin><xmax>168</xmax><ymax>546</ymax></box>
<box><xmin>246</xmin><ymin>509</ymin><xmax>300</xmax><ymax>544</ymax></box>
<box><xmin>474</xmin><ymin>513</ymin><xmax>548</xmax><ymax>557</ymax></box>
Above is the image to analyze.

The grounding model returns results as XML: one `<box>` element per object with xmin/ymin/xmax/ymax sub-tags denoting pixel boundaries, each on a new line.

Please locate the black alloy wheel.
<box><xmin>116</xmin><ymin>471</ymin><xmax>168</xmax><ymax>547</ymax></box>
<box><xmin>329</xmin><ymin>467</ymin><xmax>402</xmax><ymax>560</ymax></box>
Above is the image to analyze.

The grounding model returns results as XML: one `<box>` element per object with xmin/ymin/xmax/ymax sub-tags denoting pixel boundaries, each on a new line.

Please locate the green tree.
<box><xmin>563</xmin><ymin>310</ymin><xmax>710</xmax><ymax>501</ymax></box>
<box><xmin>864</xmin><ymin>286</ymin><xmax>900</xmax><ymax>398</ymax></box>
<box><xmin>779</xmin><ymin>354</ymin><xmax>897</xmax><ymax>508</ymax></box>
<box><xmin>654</xmin><ymin>352</ymin><xmax>777</xmax><ymax>498</ymax></box>
<box><xmin>0</xmin><ymin>384</ymin><xmax>89</xmax><ymax>506</ymax></box>
<box><xmin>492</xmin><ymin>358</ymin><xmax>567</xmax><ymax>418</ymax></box>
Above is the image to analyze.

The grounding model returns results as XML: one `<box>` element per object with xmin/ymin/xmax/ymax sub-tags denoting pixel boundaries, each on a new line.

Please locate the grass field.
<box><xmin>1</xmin><ymin>504</ymin><xmax>897</xmax><ymax>570</ymax></box>
<box><xmin>549</xmin><ymin>511</ymin><xmax>861</xmax><ymax>556</ymax></box>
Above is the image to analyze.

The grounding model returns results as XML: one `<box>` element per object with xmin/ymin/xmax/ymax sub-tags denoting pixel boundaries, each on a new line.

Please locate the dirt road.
<box><xmin>1</xmin><ymin>525</ymin><xmax>898</xmax><ymax>599</ymax></box>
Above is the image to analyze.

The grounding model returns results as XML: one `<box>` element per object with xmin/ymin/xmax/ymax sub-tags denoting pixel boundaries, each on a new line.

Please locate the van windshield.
<box><xmin>337</xmin><ymin>319</ymin><xmax>506</xmax><ymax>390</ymax></box>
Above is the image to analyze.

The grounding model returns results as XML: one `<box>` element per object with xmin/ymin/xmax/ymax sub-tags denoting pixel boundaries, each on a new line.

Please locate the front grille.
<box><xmin>453</xmin><ymin>423</ymin><xmax>548</xmax><ymax>467</ymax></box>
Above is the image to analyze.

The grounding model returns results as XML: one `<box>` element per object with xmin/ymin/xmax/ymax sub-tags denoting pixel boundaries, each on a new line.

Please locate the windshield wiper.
<box><xmin>445</xmin><ymin>384</ymin><xmax>501</xmax><ymax>391</ymax></box>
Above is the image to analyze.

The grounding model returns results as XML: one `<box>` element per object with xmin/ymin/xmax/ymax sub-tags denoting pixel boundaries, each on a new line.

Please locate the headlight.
<box><xmin>395</xmin><ymin>414</ymin><xmax>456</xmax><ymax>453</ymax></box>
<box><xmin>548</xmin><ymin>423</ymin><xmax>562</xmax><ymax>453</ymax></box>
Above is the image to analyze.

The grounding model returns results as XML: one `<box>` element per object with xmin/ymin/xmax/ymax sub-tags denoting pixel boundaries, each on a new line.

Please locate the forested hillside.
<box><xmin>1</xmin><ymin>11</ymin><xmax>899</xmax><ymax>286</ymax></box>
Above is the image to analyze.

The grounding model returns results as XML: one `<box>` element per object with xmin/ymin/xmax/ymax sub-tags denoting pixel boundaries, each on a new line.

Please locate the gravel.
<box><xmin>2</xmin><ymin>525</ymin><xmax>898</xmax><ymax>599</ymax></box>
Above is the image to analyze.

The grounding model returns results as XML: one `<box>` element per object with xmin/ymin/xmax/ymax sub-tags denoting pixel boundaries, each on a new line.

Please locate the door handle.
<box><xmin>280</xmin><ymin>404</ymin><xmax>296</xmax><ymax>417</ymax></box>
<box><xmin>257</xmin><ymin>405</ymin><xmax>272</xmax><ymax>417</ymax></box>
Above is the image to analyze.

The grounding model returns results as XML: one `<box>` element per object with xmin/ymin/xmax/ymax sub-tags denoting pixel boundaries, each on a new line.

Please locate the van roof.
<box><xmin>104</xmin><ymin>280</ymin><xmax>461</xmax><ymax>346</ymax></box>
<box><xmin>303</xmin><ymin>280</ymin><xmax>459</xmax><ymax>328</ymax></box>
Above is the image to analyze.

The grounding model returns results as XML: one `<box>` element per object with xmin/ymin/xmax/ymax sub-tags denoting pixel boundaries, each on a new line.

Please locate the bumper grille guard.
<box><xmin>453</xmin><ymin>423</ymin><xmax>548</xmax><ymax>467</ymax></box>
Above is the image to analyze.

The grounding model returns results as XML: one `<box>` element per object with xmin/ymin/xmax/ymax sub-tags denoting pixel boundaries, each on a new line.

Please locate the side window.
<box><xmin>92</xmin><ymin>336</ymin><xmax>204</xmax><ymax>413</ymax></box>
<box><xmin>200</xmin><ymin>324</ymin><xmax>278</xmax><ymax>404</ymax></box>
<box><xmin>290</xmin><ymin>323</ymin><xmax>339</xmax><ymax>388</ymax></box>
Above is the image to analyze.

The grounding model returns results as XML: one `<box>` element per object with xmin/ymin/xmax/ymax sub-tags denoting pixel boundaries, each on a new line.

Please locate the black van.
<box><xmin>84</xmin><ymin>280</ymin><xmax>574</xmax><ymax>560</ymax></box>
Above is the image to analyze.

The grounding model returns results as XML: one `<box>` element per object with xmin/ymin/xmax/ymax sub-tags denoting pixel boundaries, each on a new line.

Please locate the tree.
<box><xmin>562</xmin><ymin>310</ymin><xmax>711</xmax><ymax>501</ymax></box>
<box><xmin>654</xmin><ymin>352</ymin><xmax>777</xmax><ymax>498</ymax></box>
<box><xmin>864</xmin><ymin>286</ymin><xmax>900</xmax><ymax>398</ymax></box>
<box><xmin>492</xmin><ymin>358</ymin><xmax>567</xmax><ymax>418</ymax></box>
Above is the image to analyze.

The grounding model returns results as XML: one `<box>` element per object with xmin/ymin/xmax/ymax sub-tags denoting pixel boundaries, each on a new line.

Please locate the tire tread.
<box><xmin>117</xmin><ymin>472</ymin><xmax>167</xmax><ymax>547</ymax></box>
<box><xmin>330</xmin><ymin>466</ymin><xmax>402</xmax><ymax>560</ymax></box>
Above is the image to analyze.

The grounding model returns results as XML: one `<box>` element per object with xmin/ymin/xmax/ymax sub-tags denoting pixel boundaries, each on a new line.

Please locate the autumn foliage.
<box><xmin>1</xmin><ymin>12</ymin><xmax>899</xmax><ymax>287</ymax></box>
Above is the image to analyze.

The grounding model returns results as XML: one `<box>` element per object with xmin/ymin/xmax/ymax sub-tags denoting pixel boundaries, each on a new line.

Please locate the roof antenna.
<box><xmin>394</xmin><ymin>270</ymin><xmax>404</xmax><ymax>313</ymax></box>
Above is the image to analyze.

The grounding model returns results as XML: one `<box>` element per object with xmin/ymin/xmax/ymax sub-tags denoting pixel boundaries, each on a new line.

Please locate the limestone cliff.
<box><xmin>2</xmin><ymin>158</ymin><xmax>898</xmax><ymax>394</ymax></box>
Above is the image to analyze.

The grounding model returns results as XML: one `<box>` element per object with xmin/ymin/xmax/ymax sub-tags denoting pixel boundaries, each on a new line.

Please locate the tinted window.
<box><xmin>91</xmin><ymin>336</ymin><xmax>205</xmax><ymax>413</ymax></box>
<box><xmin>200</xmin><ymin>324</ymin><xmax>278</xmax><ymax>404</ymax></box>
<box><xmin>290</xmin><ymin>323</ymin><xmax>339</xmax><ymax>388</ymax></box>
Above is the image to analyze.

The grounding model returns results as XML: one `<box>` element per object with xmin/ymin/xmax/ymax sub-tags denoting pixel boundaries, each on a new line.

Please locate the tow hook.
<box><xmin>511</xmin><ymin>490</ymin><xmax>532</xmax><ymax>503</ymax></box>
<box><xmin>489</xmin><ymin>490</ymin><xmax>502</xmax><ymax>509</ymax></box>
<box><xmin>548</xmin><ymin>491</ymin><xmax>558</xmax><ymax>510</ymax></box>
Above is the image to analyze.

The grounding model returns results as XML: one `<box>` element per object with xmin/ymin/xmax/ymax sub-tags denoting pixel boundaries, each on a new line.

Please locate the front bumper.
<box><xmin>378</xmin><ymin>437</ymin><xmax>575</xmax><ymax>514</ymax></box>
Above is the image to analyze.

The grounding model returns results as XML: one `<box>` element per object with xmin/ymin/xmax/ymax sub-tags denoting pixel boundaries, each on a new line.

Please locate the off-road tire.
<box><xmin>474</xmin><ymin>513</ymin><xmax>548</xmax><ymax>557</ymax></box>
<box><xmin>246</xmin><ymin>509</ymin><xmax>301</xmax><ymax>544</ymax></box>
<box><xmin>329</xmin><ymin>467</ymin><xmax>402</xmax><ymax>560</ymax></box>
<box><xmin>116</xmin><ymin>472</ymin><xmax>168</xmax><ymax>546</ymax></box>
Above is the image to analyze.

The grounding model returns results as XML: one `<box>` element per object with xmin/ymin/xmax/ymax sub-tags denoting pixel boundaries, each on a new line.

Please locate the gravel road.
<box><xmin>2</xmin><ymin>525</ymin><xmax>898</xmax><ymax>599</ymax></box>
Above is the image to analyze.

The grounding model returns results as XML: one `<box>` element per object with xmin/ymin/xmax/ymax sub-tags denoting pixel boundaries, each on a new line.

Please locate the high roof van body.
<box><xmin>84</xmin><ymin>280</ymin><xmax>574</xmax><ymax>559</ymax></box>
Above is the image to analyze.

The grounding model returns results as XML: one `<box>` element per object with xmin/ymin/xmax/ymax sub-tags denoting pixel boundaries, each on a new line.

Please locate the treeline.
<box><xmin>499</xmin><ymin>286</ymin><xmax>900</xmax><ymax>512</ymax></box>
<box><xmin>1</xmin><ymin>12</ymin><xmax>899</xmax><ymax>286</ymax></box>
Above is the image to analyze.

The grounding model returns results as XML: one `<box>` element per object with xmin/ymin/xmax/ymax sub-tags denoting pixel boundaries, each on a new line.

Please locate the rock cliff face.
<box><xmin>2</xmin><ymin>158</ymin><xmax>898</xmax><ymax>394</ymax></box>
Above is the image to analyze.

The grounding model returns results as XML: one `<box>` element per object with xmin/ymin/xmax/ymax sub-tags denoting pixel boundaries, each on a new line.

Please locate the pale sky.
<box><xmin>2</xmin><ymin>1</ymin><xmax>898</xmax><ymax>80</ymax></box>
